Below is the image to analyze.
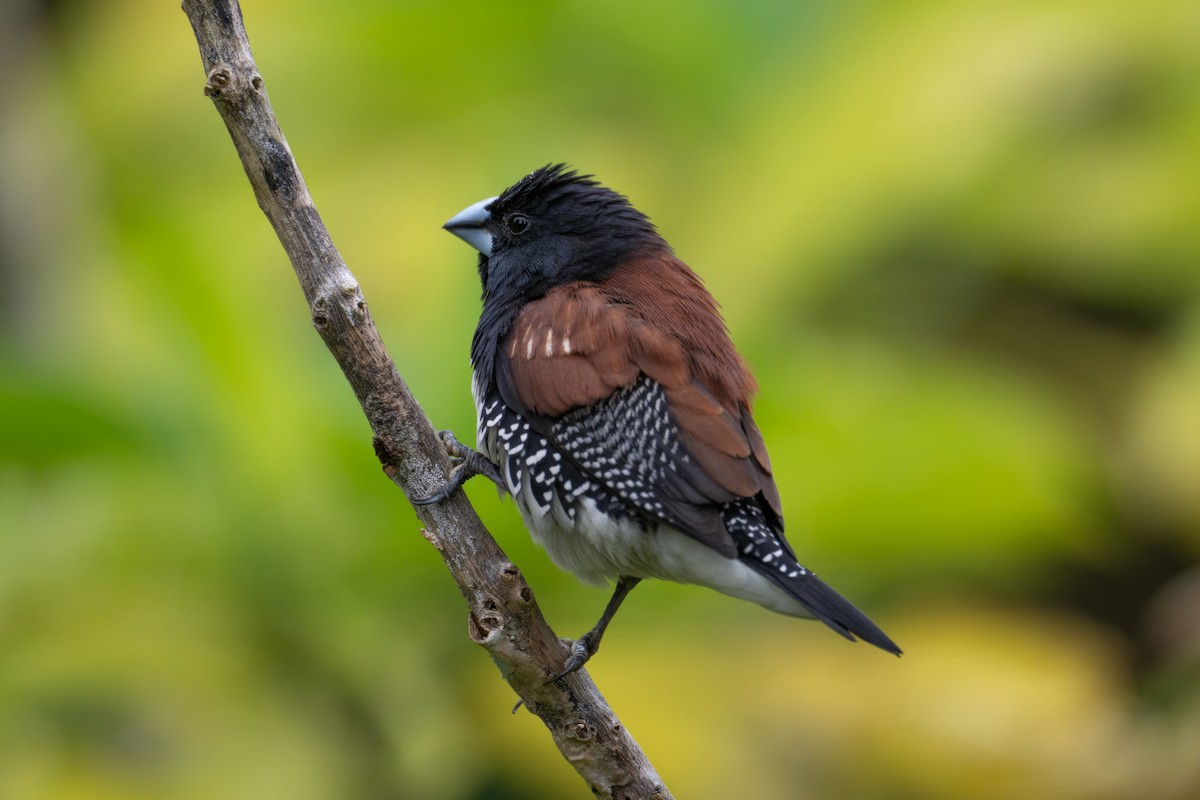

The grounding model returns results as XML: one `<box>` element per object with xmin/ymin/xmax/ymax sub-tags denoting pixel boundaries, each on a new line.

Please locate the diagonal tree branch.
<box><xmin>180</xmin><ymin>2</ymin><xmax>671</xmax><ymax>798</ymax></box>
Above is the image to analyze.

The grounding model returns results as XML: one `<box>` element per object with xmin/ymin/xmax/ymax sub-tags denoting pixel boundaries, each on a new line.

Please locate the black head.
<box><xmin>444</xmin><ymin>164</ymin><xmax>667</xmax><ymax>304</ymax></box>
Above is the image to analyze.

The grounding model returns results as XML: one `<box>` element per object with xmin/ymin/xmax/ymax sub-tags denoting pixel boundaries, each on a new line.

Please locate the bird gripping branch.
<box><xmin>420</xmin><ymin>165</ymin><xmax>901</xmax><ymax>680</ymax></box>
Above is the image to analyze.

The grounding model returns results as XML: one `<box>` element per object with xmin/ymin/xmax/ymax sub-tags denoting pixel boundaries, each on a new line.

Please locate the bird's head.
<box><xmin>444</xmin><ymin>164</ymin><xmax>667</xmax><ymax>303</ymax></box>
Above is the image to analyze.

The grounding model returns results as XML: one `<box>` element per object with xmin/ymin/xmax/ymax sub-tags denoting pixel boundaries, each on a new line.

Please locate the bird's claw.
<box><xmin>411</xmin><ymin>430</ymin><xmax>504</xmax><ymax>506</ymax></box>
<box><xmin>435</xmin><ymin>429</ymin><xmax>473</xmax><ymax>461</ymax></box>
<box><xmin>545</xmin><ymin>633</ymin><xmax>598</xmax><ymax>684</ymax></box>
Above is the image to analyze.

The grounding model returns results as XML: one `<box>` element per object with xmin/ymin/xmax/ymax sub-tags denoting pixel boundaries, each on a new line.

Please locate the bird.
<box><xmin>418</xmin><ymin>164</ymin><xmax>900</xmax><ymax>681</ymax></box>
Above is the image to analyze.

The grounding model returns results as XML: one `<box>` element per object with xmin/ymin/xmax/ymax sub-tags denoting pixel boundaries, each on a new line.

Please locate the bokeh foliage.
<box><xmin>2</xmin><ymin>1</ymin><xmax>1198</xmax><ymax>798</ymax></box>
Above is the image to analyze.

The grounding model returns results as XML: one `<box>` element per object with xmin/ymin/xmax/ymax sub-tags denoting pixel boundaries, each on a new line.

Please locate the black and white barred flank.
<box><xmin>474</xmin><ymin>375</ymin><xmax>893</xmax><ymax>647</ymax></box>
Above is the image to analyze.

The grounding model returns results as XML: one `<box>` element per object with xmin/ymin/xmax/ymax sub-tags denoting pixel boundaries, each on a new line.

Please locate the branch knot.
<box><xmin>203</xmin><ymin>65</ymin><xmax>233</xmax><ymax>97</ymax></box>
<box><xmin>310</xmin><ymin>281</ymin><xmax>365</xmax><ymax>329</ymax></box>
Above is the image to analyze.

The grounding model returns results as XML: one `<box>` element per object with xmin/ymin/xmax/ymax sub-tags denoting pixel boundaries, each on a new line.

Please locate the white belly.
<box><xmin>514</xmin><ymin>488</ymin><xmax>813</xmax><ymax>619</ymax></box>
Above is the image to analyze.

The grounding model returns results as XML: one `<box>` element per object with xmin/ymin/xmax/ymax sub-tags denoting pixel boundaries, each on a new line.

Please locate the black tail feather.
<box><xmin>746</xmin><ymin>559</ymin><xmax>902</xmax><ymax>656</ymax></box>
<box><xmin>723</xmin><ymin>497</ymin><xmax>900</xmax><ymax>655</ymax></box>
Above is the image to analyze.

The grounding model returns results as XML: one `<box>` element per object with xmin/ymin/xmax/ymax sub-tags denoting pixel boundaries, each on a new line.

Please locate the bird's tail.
<box><xmin>747</xmin><ymin>560</ymin><xmax>902</xmax><ymax>656</ymax></box>
<box><xmin>726</xmin><ymin>499</ymin><xmax>901</xmax><ymax>655</ymax></box>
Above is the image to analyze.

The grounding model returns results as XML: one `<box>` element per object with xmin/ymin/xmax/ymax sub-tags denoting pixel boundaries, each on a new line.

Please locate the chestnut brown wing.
<box><xmin>498</xmin><ymin>284</ymin><xmax>782</xmax><ymax>556</ymax></box>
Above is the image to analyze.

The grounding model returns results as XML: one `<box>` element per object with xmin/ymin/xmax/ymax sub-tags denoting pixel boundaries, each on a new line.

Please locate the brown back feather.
<box><xmin>504</xmin><ymin>252</ymin><xmax>779</xmax><ymax>515</ymax></box>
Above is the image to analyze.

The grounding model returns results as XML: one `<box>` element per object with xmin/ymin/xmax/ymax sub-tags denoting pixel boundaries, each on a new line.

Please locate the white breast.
<box><xmin>513</xmin><ymin>479</ymin><xmax>812</xmax><ymax>619</ymax></box>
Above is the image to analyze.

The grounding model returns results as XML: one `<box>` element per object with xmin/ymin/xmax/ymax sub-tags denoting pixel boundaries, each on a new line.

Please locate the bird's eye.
<box><xmin>506</xmin><ymin>213</ymin><xmax>530</xmax><ymax>235</ymax></box>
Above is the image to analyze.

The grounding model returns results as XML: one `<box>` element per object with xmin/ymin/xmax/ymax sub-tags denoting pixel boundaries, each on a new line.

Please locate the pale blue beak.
<box><xmin>444</xmin><ymin>196</ymin><xmax>497</xmax><ymax>257</ymax></box>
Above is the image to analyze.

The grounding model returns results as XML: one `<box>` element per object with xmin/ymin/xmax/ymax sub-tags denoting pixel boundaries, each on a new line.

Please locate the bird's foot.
<box><xmin>411</xmin><ymin>430</ymin><xmax>504</xmax><ymax>505</ymax></box>
<box><xmin>546</xmin><ymin>631</ymin><xmax>600</xmax><ymax>684</ymax></box>
<box><xmin>543</xmin><ymin>576</ymin><xmax>640</xmax><ymax>685</ymax></box>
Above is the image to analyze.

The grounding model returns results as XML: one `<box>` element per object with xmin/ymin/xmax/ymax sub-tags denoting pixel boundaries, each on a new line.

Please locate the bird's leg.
<box><xmin>547</xmin><ymin>576</ymin><xmax>642</xmax><ymax>683</ymax></box>
<box><xmin>411</xmin><ymin>430</ymin><xmax>505</xmax><ymax>505</ymax></box>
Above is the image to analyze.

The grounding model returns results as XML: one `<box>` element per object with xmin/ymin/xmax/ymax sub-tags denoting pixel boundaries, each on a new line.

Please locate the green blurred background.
<box><xmin>2</xmin><ymin>1</ymin><xmax>1199</xmax><ymax>798</ymax></box>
